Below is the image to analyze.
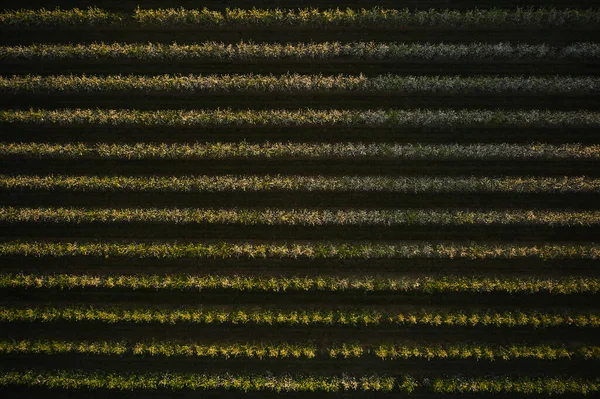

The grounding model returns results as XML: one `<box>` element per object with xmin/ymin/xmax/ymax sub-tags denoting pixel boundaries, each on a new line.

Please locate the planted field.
<box><xmin>0</xmin><ymin>2</ymin><xmax>599</xmax><ymax>398</ymax></box>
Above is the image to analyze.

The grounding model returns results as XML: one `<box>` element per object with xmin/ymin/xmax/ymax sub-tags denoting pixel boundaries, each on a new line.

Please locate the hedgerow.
<box><xmin>2</xmin><ymin>42</ymin><xmax>598</xmax><ymax>61</ymax></box>
<box><xmin>2</xmin><ymin>109</ymin><xmax>598</xmax><ymax>127</ymax></box>
<box><xmin>2</xmin><ymin>7</ymin><xmax>599</xmax><ymax>28</ymax></box>
<box><xmin>2</xmin><ymin>175</ymin><xmax>598</xmax><ymax>193</ymax></box>
<box><xmin>2</xmin><ymin>207</ymin><xmax>599</xmax><ymax>227</ymax></box>
<box><xmin>1</xmin><ymin>306</ymin><xmax>598</xmax><ymax>327</ymax></box>
<box><xmin>1</xmin><ymin>241</ymin><xmax>598</xmax><ymax>260</ymax></box>
<box><xmin>2</xmin><ymin>274</ymin><xmax>598</xmax><ymax>294</ymax></box>
<box><xmin>2</xmin><ymin>142</ymin><xmax>599</xmax><ymax>160</ymax></box>
<box><xmin>2</xmin><ymin>74</ymin><xmax>597</xmax><ymax>94</ymax></box>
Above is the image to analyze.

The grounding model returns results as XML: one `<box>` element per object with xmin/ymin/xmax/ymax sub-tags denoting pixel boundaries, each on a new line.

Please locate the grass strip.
<box><xmin>0</xmin><ymin>241</ymin><xmax>598</xmax><ymax>260</ymax></box>
<box><xmin>2</xmin><ymin>175</ymin><xmax>599</xmax><ymax>193</ymax></box>
<box><xmin>2</xmin><ymin>109</ymin><xmax>598</xmax><ymax>127</ymax></box>
<box><xmin>1</xmin><ymin>306</ymin><xmax>597</xmax><ymax>327</ymax></box>
<box><xmin>2</xmin><ymin>74</ymin><xmax>597</xmax><ymax>94</ymax></box>
<box><xmin>0</xmin><ymin>369</ymin><xmax>402</xmax><ymax>392</ymax></box>
<box><xmin>2</xmin><ymin>142</ymin><xmax>599</xmax><ymax>160</ymax></box>
<box><xmin>2</xmin><ymin>207</ymin><xmax>600</xmax><ymax>226</ymax></box>
<box><xmin>1</xmin><ymin>340</ymin><xmax>598</xmax><ymax>360</ymax></box>
<box><xmin>2</xmin><ymin>7</ymin><xmax>599</xmax><ymax>29</ymax></box>
<box><xmin>2</xmin><ymin>274</ymin><xmax>598</xmax><ymax>294</ymax></box>
<box><xmin>2</xmin><ymin>42</ymin><xmax>598</xmax><ymax>61</ymax></box>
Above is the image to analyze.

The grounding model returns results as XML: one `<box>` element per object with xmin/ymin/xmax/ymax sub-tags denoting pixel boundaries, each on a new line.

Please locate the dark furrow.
<box><xmin>3</xmin><ymin>94</ymin><xmax>599</xmax><ymax>111</ymax></box>
<box><xmin>3</xmin><ymin>61</ymin><xmax>599</xmax><ymax>76</ymax></box>
<box><xmin>1</xmin><ymin>223</ymin><xmax>599</xmax><ymax>241</ymax></box>
<box><xmin>1</xmin><ymin>288</ymin><xmax>597</xmax><ymax>308</ymax></box>
<box><xmin>2</xmin><ymin>256</ymin><xmax>597</xmax><ymax>277</ymax></box>
<box><xmin>3</xmin><ymin>126</ymin><xmax>599</xmax><ymax>144</ymax></box>
<box><xmin>2</xmin><ymin>159</ymin><xmax>599</xmax><ymax>176</ymax></box>
<box><xmin>1</xmin><ymin>354</ymin><xmax>597</xmax><ymax>376</ymax></box>
<box><xmin>2</xmin><ymin>29</ymin><xmax>597</xmax><ymax>45</ymax></box>
<box><xmin>2</xmin><ymin>322</ymin><xmax>598</xmax><ymax>344</ymax></box>
<box><xmin>3</xmin><ymin>191</ymin><xmax>598</xmax><ymax>209</ymax></box>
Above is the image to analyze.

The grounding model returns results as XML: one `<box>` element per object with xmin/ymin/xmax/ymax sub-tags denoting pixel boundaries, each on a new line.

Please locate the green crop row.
<box><xmin>431</xmin><ymin>376</ymin><xmax>600</xmax><ymax>395</ymax></box>
<box><xmin>2</xmin><ymin>42</ymin><xmax>598</xmax><ymax>61</ymax></box>
<box><xmin>3</xmin><ymin>74</ymin><xmax>597</xmax><ymax>94</ymax></box>
<box><xmin>2</xmin><ymin>175</ymin><xmax>599</xmax><ymax>193</ymax></box>
<box><xmin>3</xmin><ymin>274</ymin><xmax>598</xmax><ymax>294</ymax></box>
<box><xmin>2</xmin><ymin>370</ymin><xmax>597</xmax><ymax>394</ymax></box>
<box><xmin>2</xmin><ymin>7</ymin><xmax>599</xmax><ymax>28</ymax></box>
<box><xmin>1</xmin><ymin>339</ymin><xmax>599</xmax><ymax>361</ymax></box>
<box><xmin>2</xmin><ymin>108</ymin><xmax>598</xmax><ymax>127</ymax></box>
<box><xmin>1</xmin><ymin>306</ymin><xmax>597</xmax><ymax>327</ymax></box>
<box><xmin>1</xmin><ymin>241</ymin><xmax>598</xmax><ymax>260</ymax></box>
<box><xmin>3</xmin><ymin>207</ymin><xmax>600</xmax><ymax>227</ymax></box>
<box><xmin>0</xmin><ymin>369</ymin><xmax>402</xmax><ymax>392</ymax></box>
<box><xmin>0</xmin><ymin>339</ymin><xmax>318</xmax><ymax>359</ymax></box>
<box><xmin>357</xmin><ymin>343</ymin><xmax>600</xmax><ymax>361</ymax></box>
<box><xmin>3</xmin><ymin>142</ymin><xmax>599</xmax><ymax>160</ymax></box>
<box><xmin>0</xmin><ymin>7</ymin><xmax>126</xmax><ymax>27</ymax></box>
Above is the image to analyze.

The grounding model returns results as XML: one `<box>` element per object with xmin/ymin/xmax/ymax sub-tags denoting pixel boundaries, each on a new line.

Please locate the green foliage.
<box><xmin>2</xmin><ymin>339</ymin><xmax>598</xmax><ymax>362</ymax></box>
<box><xmin>0</xmin><ymin>369</ymin><xmax>597</xmax><ymax>393</ymax></box>
<box><xmin>2</xmin><ymin>142</ymin><xmax>599</xmax><ymax>160</ymax></box>
<box><xmin>1</xmin><ymin>306</ymin><xmax>597</xmax><ymax>327</ymax></box>
<box><xmin>2</xmin><ymin>5</ymin><xmax>599</xmax><ymax>395</ymax></box>
<box><xmin>1</xmin><ymin>240</ymin><xmax>598</xmax><ymax>260</ymax></box>
<box><xmin>132</xmin><ymin>7</ymin><xmax>600</xmax><ymax>28</ymax></box>
<box><xmin>1</xmin><ymin>42</ymin><xmax>598</xmax><ymax>61</ymax></box>
<box><xmin>1</xmin><ymin>74</ymin><xmax>597</xmax><ymax>94</ymax></box>
<box><xmin>373</xmin><ymin>343</ymin><xmax>600</xmax><ymax>360</ymax></box>
<box><xmin>0</xmin><ymin>339</ymin><xmax>317</xmax><ymax>359</ymax></box>
<box><xmin>2</xmin><ymin>207</ymin><xmax>599</xmax><ymax>227</ymax></box>
<box><xmin>2</xmin><ymin>108</ymin><xmax>598</xmax><ymax>128</ymax></box>
<box><xmin>1</xmin><ymin>174</ymin><xmax>598</xmax><ymax>193</ymax></box>
<box><xmin>430</xmin><ymin>376</ymin><xmax>600</xmax><ymax>394</ymax></box>
<box><xmin>0</xmin><ymin>369</ymin><xmax>397</xmax><ymax>392</ymax></box>
<box><xmin>2</xmin><ymin>7</ymin><xmax>599</xmax><ymax>28</ymax></box>
<box><xmin>1</xmin><ymin>273</ymin><xmax>598</xmax><ymax>295</ymax></box>
<box><xmin>0</xmin><ymin>7</ymin><xmax>125</xmax><ymax>27</ymax></box>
